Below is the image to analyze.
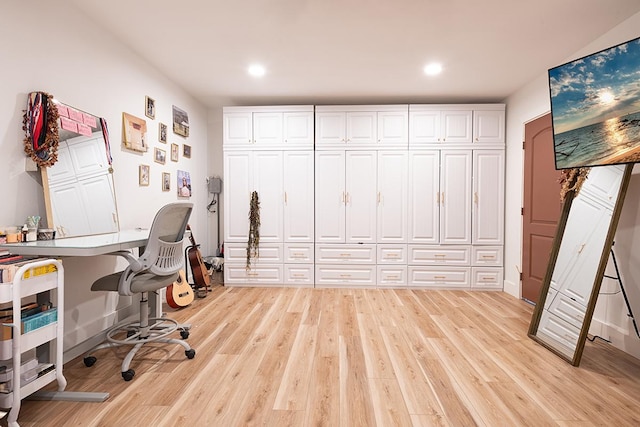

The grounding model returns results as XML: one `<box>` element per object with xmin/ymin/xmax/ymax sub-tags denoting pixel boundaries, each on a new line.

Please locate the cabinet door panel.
<box><xmin>409</xmin><ymin>110</ymin><xmax>440</xmax><ymax>144</ymax></box>
<box><xmin>67</xmin><ymin>135</ymin><xmax>110</xmax><ymax>179</ymax></box>
<box><xmin>408</xmin><ymin>151</ymin><xmax>439</xmax><ymax>243</ymax></box>
<box><xmin>377</xmin><ymin>111</ymin><xmax>408</xmax><ymax>146</ymax></box>
<box><xmin>315</xmin><ymin>151</ymin><xmax>346</xmax><ymax>242</ymax></box>
<box><xmin>283</xmin><ymin>112</ymin><xmax>314</xmax><ymax>147</ymax></box>
<box><xmin>253</xmin><ymin>112</ymin><xmax>283</xmax><ymax>146</ymax></box>
<box><xmin>253</xmin><ymin>151</ymin><xmax>284</xmax><ymax>242</ymax></box>
<box><xmin>316</xmin><ymin>112</ymin><xmax>346</xmax><ymax>146</ymax></box>
<box><xmin>284</xmin><ymin>151</ymin><xmax>314</xmax><ymax>242</ymax></box>
<box><xmin>346</xmin><ymin>151</ymin><xmax>377</xmax><ymax>243</ymax></box>
<box><xmin>377</xmin><ymin>151</ymin><xmax>407</xmax><ymax>242</ymax></box>
<box><xmin>223</xmin><ymin>112</ymin><xmax>253</xmax><ymax>147</ymax></box>
<box><xmin>440</xmin><ymin>150</ymin><xmax>472</xmax><ymax>244</ymax></box>
<box><xmin>473</xmin><ymin>110</ymin><xmax>505</xmax><ymax>144</ymax></box>
<box><xmin>473</xmin><ymin>150</ymin><xmax>505</xmax><ymax>244</ymax></box>
<box><xmin>224</xmin><ymin>152</ymin><xmax>252</xmax><ymax>242</ymax></box>
<box><xmin>78</xmin><ymin>175</ymin><xmax>118</xmax><ymax>234</ymax></box>
<box><xmin>346</xmin><ymin>112</ymin><xmax>376</xmax><ymax>145</ymax></box>
<box><xmin>49</xmin><ymin>182</ymin><xmax>92</xmax><ymax>237</ymax></box>
<box><xmin>441</xmin><ymin>110</ymin><xmax>472</xmax><ymax>143</ymax></box>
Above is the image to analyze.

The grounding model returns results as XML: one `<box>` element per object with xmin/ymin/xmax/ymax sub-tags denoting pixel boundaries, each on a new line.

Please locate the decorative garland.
<box><xmin>246</xmin><ymin>191</ymin><xmax>261</xmax><ymax>270</ymax></box>
<box><xmin>559</xmin><ymin>167</ymin><xmax>590</xmax><ymax>202</ymax></box>
<box><xmin>22</xmin><ymin>91</ymin><xmax>60</xmax><ymax>167</ymax></box>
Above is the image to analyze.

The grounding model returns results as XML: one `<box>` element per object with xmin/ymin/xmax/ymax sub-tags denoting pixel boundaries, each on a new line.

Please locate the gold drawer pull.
<box><xmin>481</xmin><ymin>255</ymin><xmax>495</xmax><ymax>259</ymax></box>
<box><xmin>247</xmin><ymin>273</ymin><xmax>259</xmax><ymax>277</ymax></box>
<box><xmin>434</xmin><ymin>276</ymin><xmax>446</xmax><ymax>279</ymax></box>
<box><xmin>340</xmin><ymin>253</ymin><xmax>351</xmax><ymax>257</ymax></box>
<box><xmin>480</xmin><ymin>277</ymin><xmax>493</xmax><ymax>281</ymax></box>
<box><xmin>386</xmin><ymin>254</ymin><xmax>399</xmax><ymax>258</ymax></box>
<box><xmin>434</xmin><ymin>254</ymin><xmax>446</xmax><ymax>258</ymax></box>
<box><xmin>340</xmin><ymin>274</ymin><xmax>351</xmax><ymax>278</ymax></box>
<box><xmin>387</xmin><ymin>275</ymin><xmax>399</xmax><ymax>279</ymax></box>
<box><xmin>292</xmin><ymin>274</ymin><xmax>305</xmax><ymax>278</ymax></box>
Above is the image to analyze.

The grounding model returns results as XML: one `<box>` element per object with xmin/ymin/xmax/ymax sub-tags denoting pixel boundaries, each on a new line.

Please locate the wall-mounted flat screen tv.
<box><xmin>549</xmin><ymin>36</ymin><xmax>640</xmax><ymax>170</ymax></box>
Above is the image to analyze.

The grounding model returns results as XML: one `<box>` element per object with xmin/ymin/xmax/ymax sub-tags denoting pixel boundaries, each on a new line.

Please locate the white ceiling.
<box><xmin>69</xmin><ymin>0</ymin><xmax>640</xmax><ymax>108</ymax></box>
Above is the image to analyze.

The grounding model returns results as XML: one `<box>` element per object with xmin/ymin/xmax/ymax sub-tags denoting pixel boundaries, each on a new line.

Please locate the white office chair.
<box><xmin>83</xmin><ymin>202</ymin><xmax>196</xmax><ymax>381</ymax></box>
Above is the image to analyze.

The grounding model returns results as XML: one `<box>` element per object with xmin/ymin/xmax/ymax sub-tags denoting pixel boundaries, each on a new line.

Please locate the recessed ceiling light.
<box><xmin>248</xmin><ymin>64</ymin><xmax>266</xmax><ymax>77</ymax></box>
<box><xmin>423</xmin><ymin>62</ymin><xmax>443</xmax><ymax>76</ymax></box>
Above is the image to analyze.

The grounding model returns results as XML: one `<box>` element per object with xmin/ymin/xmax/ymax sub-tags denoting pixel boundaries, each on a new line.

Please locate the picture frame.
<box><xmin>122</xmin><ymin>113</ymin><xmax>148</xmax><ymax>152</ymax></box>
<box><xmin>183</xmin><ymin>144</ymin><xmax>191</xmax><ymax>158</ymax></box>
<box><xmin>154</xmin><ymin>147</ymin><xmax>166</xmax><ymax>164</ymax></box>
<box><xmin>145</xmin><ymin>96</ymin><xmax>155</xmax><ymax>119</ymax></box>
<box><xmin>171</xmin><ymin>143</ymin><xmax>179</xmax><ymax>162</ymax></box>
<box><xmin>139</xmin><ymin>164</ymin><xmax>150</xmax><ymax>186</ymax></box>
<box><xmin>159</xmin><ymin>122</ymin><xmax>167</xmax><ymax>143</ymax></box>
<box><xmin>172</xmin><ymin>105</ymin><xmax>189</xmax><ymax>137</ymax></box>
<box><xmin>162</xmin><ymin>172</ymin><xmax>171</xmax><ymax>191</ymax></box>
<box><xmin>177</xmin><ymin>170</ymin><xmax>191</xmax><ymax>197</ymax></box>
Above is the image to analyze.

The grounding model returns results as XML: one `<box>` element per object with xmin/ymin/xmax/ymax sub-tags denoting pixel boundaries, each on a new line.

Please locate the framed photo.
<box><xmin>122</xmin><ymin>113</ymin><xmax>147</xmax><ymax>152</ymax></box>
<box><xmin>154</xmin><ymin>147</ymin><xmax>166</xmax><ymax>164</ymax></box>
<box><xmin>139</xmin><ymin>164</ymin><xmax>150</xmax><ymax>186</ymax></box>
<box><xmin>172</xmin><ymin>105</ymin><xmax>189</xmax><ymax>137</ymax></box>
<box><xmin>171</xmin><ymin>143</ymin><xmax>179</xmax><ymax>162</ymax></box>
<box><xmin>177</xmin><ymin>170</ymin><xmax>191</xmax><ymax>197</ymax></box>
<box><xmin>145</xmin><ymin>96</ymin><xmax>155</xmax><ymax>119</ymax></box>
<box><xmin>162</xmin><ymin>172</ymin><xmax>171</xmax><ymax>191</ymax></box>
<box><xmin>158</xmin><ymin>122</ymin><xmax>167</xmax><ymax>143</ymax></box>
<box><xmin>183</xmin><ymin>144</ymin><xmax>191</xmax><ymax>158</ymax></box>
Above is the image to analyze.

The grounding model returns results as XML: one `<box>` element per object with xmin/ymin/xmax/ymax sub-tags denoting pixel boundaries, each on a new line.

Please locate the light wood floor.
<box><xmin>11</xmin><ymin>285</ymin><xmax>640</xmax><ymax>426</ymax></box>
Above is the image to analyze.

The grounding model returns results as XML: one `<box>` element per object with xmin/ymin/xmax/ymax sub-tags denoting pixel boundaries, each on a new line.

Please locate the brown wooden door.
<box><xmin>522</xmin><ymin>114</ymin><xmax>563</xmax><ymax>303</ymax></box>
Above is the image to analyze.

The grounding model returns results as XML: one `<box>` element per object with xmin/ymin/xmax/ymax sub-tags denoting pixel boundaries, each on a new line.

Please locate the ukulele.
<box><xmin>166</xmin><ymin>269</ymin><xmax>194</xmax><ymax>309</ymax></box>
<box><xmin>187</xmin><ymin>225</ymin><xmax>211</xmax><ymax>297</ymax></box>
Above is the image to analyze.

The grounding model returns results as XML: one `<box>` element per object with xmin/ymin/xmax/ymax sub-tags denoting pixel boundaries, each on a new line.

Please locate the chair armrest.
<box><xmin>105</xmin><ymin>250</ymin><xmax>144</xmax><ymax>272</ymax></box>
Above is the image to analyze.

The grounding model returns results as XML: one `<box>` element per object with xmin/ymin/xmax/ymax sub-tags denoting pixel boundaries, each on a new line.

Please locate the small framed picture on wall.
<box><xmin>154</xmin><ymin>147</ymin><xmax>166</xmax><ymax>164</ymax></box>
<box><xmin>139</xmin><ymin>164</ymin><xmax>150</xmax><ymax>186</ymax></box>
<box><xmin>159</xmin><ymin>122</ymin><xmax>167</xmax><ymax>143</ymax></box>
<box><xmin>183</xmin><ymin>144</ymin><xmax>191</xmax><ymax>158</ymax></box>
<box><xmin>162</xmin><ymin>172</ymin><xmax>171</xmax><ymax>191</ymax></box>
<box><xmin>145</xmin><ymin>96</ymin><xmax>155</xmax><ymax>120</ymax></box>
<box><xmin>171</xmin><ymin>143</ymin><xmax>179</xmax><ymax>162</ymax></box>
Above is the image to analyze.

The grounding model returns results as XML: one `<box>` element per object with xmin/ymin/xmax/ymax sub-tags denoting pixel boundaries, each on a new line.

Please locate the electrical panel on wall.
<box><xmin>208</xmin><ymin>177</ymin><xmax>222</xmax><ymax>194</ymax></box>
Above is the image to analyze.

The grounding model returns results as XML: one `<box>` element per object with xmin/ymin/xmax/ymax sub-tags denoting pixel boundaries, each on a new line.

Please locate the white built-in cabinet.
<box><xmin>223</xmin><ymin>103</ymin><xmax>505</xmax><ymax>290</ymax></box>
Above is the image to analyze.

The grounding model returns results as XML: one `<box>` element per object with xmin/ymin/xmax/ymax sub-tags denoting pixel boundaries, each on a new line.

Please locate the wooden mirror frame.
<box><xmin>528</xmin><ymin>163</ymin><xmax>633</xmax><ymax>366</ymax></box>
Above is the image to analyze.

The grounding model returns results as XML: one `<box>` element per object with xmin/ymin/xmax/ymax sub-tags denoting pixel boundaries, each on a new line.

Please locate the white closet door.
<box><xmin>345</xmin><ymin>151</ymin><xmax>377</xmax><ymax>243</ymax></box>
<box><xmin>472</xmin><ymin>150</ymin><xmax>505</xmax><ymax>244</ymax></box>
<box><xmin>284</xmin><ymin>151</ymin><xmax>314</xmax><ymax>242</ymax></box>
<box><xmin>440</xmin><ymin>150</ymin><xmax>472</xmax><ymax>244</ymax></box>
<box><xmin>223</xmin><ymin>152</ymin><xmax>252</xmax><ymax>242</ymax></box>
<box><xmin>377</xmin><ymin>151</ymin><xmax>408</xmax><ymax>243</ymax></box>
<box><xmin>253</xmin><ymin>151</ymin><xmax>284</xmax><ymax>242</ymax></box>
<box><xmin>78</xmin><ymin>174</ymin><xmax>118</xmax><ymax>234</ymax></box>
<box><xmin>408</xmin><ymin>151</ymin><xmax>439</xmax><ymax>244</ymax></box>
<box><xmin>315</xmin><ymin>151</ymin><xmax>346</xmax><ymax>242</ymax></box>
<box><xmin>67</xmin><ymin>134</ymin><xmax>109</xmax><ymax>179</ymax></box>
<box><xmin>49</xmin><ymin>181</ymin><xmax>92</xmax><ymax>237</ymax></box>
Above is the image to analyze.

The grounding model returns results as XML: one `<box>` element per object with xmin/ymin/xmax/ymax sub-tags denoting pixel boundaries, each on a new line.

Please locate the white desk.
<box><xmin>0</xmin><ymin>230</ymin><xmax>150</xmax><ymax>403</ymax></box>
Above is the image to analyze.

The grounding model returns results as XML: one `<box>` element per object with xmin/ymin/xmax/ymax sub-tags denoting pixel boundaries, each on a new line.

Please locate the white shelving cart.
<box><xmin>0</xmin><ymin>259</ymin><xmax>65</xmax><ymax>427</ymax></box>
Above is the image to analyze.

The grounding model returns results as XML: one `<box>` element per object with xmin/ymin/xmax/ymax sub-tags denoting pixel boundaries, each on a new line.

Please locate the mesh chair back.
<box><xmin>118</xmin><ymin>203</ymin><xmax>192</xmax><ymax>295</ymax></box>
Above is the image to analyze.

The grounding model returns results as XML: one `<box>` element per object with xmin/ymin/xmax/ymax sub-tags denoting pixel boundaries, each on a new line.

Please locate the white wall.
<box><xmin>0</xmin><ymin>2</ymin><xmax>210</xmax><ymax>358</ymax></box>
<box><xmin>504</xmin><ymin>12</ymin><xmax>640</xmax><ymax>358</ymax></box>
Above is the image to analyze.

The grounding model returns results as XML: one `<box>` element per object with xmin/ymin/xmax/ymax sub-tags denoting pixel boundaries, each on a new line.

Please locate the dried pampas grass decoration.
<box><xmin>559</xmin><ymin>167</ymin><xmax>590</xmax><ymax>202</ymax></box>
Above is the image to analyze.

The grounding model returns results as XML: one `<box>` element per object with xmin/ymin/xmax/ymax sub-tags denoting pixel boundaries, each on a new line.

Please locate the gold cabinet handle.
<box><xmin>342</xmin><ymin>192</ymin><xmax>346</xmax><ymax>204</ymax></box>
<box><xmin>434</xmin><ymin>254</ymin><xmax>446</xmax><ymax>258</ymax></box>
<box><xmin>577</xmin><ymin>243</ymin><xmax>586</xmax><ymax>254</ymax></box>
<box><xmin>340</xmin><ymin>274</ymin><xmax>351</xmax><ymax>278</ymax></box>
<box><xmin>339</xmin><ymin>253</ymin><xmax>350</xmax><ymax>257</ymax></box>
<box><xmin>474</xmin><ymin>192</ymin><xmax>478</xmax><ymax>203</ymax></box>
<box><xmin>387</xmin><ymin>275</ymin><xmax>399</xmax><ymax>280</ymax></box>
<box><xmin>434</xmin><ymin>276</ymin><xmax>446</xmax><ymax>279</ymax></box>
<box><xmin>441</xmin><ymin>192</ymin><xmax>445</xmax><ymax>204</ymax></box>
<box><xmin>292</xmin><ymin>274</ymin><xmax>305</xmax><ymax>278</ymax></box>
<box><xmin>377</xmin><ymin>192</ymin><xmax>381</xmax><ymax>205</ymax></box>
<box><xmin>284</xmin><ymin>191</ymin><xmax>288</xmax><ymax>204</ymax></box>
<box><xmin>436</xmin><ymin>192</ymin><xmax>440</xmax><ymax>204</ymax></box>
<box><xmin>481</xmin><ymin>255</ymin><xmax>495</xmax><ymax>259</ymax></box>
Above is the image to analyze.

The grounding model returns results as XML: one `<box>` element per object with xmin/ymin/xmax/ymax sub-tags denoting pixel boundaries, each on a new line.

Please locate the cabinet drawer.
<box><xmin>315</xmin><ymin>265</ymin><xmax>376</xmax><ymax>287</ymax></box>
<box><xmin>224</xmin><ymin>264</ymin><xmax>283</xmax><ymax>285</ymax></box>
<box><xmin>408</xmin><ymin>245</ymin><xmax>470</xmax><ymax>265</ymax></box>
<box><xmin>537</xmin><ymin>311</ymin><xmax>580</xmax><ymax>354</ymax></box>
<box><xmin>408</xmin><ymin>266</ymin><xmax>470</xmax><ymax>288</ymax></box>
<box><xmin>471</xmin><ymin>246</ymin><xmax>503</xmax><ymax>266</ymax></box>
<box><xmin>376</xmin><ymin>265</ymin><xmax>407</xmax><ymax>287</ymax></box>
<box><xmin>548</xmin><ymin>292</ymin><xmax>587</xmax><ymax>329</ymax></box>
<box><xmin>284</xmin><ymin>244</ymin><xmax>314</xmax><ymax>263</ymax></box>
<box><xmin>377</xmin><ymin>245</ymin><xmax>407</xmax><ymax>264</ymax></box>
<box><xmin>315</xmin><ymin>244</ymin><xmax>376</xmax><ymax>264</ymax></box>
<box><xmin>225</xmin><ymin>243</ymin><xmax>283</xmax><ymax>264</ymax></box>
<box><xmin>471</xmin><ymin>267</ymin><xmax>503</xmax><ymax>289</ymax></box>
<box><xmin>284</xmin><ymin>264</ymin><xmax>314</xmax><ymax>286</ymax></box>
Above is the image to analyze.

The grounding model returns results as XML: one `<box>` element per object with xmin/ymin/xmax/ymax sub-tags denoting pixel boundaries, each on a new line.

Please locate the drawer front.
<box><xmin>377</xmin><ymin>265</ymin><xmax>407</xmax><ymax>287</ymax></box>
<box><xmin>315</xmin><ymin>265</ymin><xmax>376</xmax><ymax>287</ymax></box>
<box><xmin>284</xmin><ymin>264</ymin><xmax>315</xmax><ymax>286</ymax></box>
<box><xmin>548</xmin><ymin>292</ymin><xmax>587</xmax><ymax>329</ymax></box>
<box><xmin>377</xmin><ymin>245</ymin><xmax>408</xmax><ymax>264</ymax></box>
<box><xmin>408</xmin><ymin>266</ymin><xmax>470</xmax><ymax>288</ymax></box>
<box><xmin>284</xmin><ymin>244</ymin><xmax>314</xmax><ymax>263</ymax></box>
<box><xmin>225</xmin><ymin>243</ymin><xmax>283</xmax><ymax>264</ymax></box>
<box><xmin>224</xmin><ymin>264</ymin><xmax>283</xmax><ymax>285</ymax></box>
<box><xmin>537</xmin><ymin>311</ymin><xmax>580</xmax><ymax>353</ymax></box>
<box><xmin>408</xmin><ymin>245</ymin><xmax>470</xmax><ymax>265</ymax></box>
<box><xmin>315</xmin><ymin>244</ymin><xmax>376</xmax><ymax>264</ymax></box>
<box><xmin>471</xmin><ymin>246</ymin><xmax>503</xmax><ymax>266</ymax></box>
<box><xmin>471</xmin><ymin>267</ymin><xmax>503</xmax><ymax>289</ymax></box>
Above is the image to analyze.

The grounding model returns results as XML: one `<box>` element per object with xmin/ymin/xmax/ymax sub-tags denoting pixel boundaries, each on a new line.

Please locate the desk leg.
<box><xmin>29</xmin><ymin>390</ymin><xmax>109</xmax><ymax>402</ymax></box>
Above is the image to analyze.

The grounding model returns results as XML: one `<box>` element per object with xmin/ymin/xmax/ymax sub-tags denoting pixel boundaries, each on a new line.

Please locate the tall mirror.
<box><xmin>41</xmin><ymin>101</ymin><xmax>119</xmax><ymax>238</ymax></box>
<box><xmin>529</xmin><ymin>164</ymin><xmax>632</xmax><ymax>365</ymax></box>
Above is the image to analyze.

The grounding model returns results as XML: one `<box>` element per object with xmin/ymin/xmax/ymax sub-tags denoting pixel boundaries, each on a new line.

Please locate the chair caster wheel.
<box><xmin>84</xmin><ymin>356</ymin><xmax>97</xmax><ymax>367</ymax></box>
<box><xmin>126</xmin><ymin>330</ymin><xmax>136</xmax><ymax>338</ymax></box>
<box><xmin>185</xmin><ymin>349</ymin><xmax>196</xmax><ymax>359</ymax></box>
<box><xmin>180</xmin><ymin>330</ymin><xmax>190</xmax><ymax>339</ymax></box>
<box><xmin>122</xmin><ymin>369</ymin><xmax>135</xmax><ymax>381</ymax></box>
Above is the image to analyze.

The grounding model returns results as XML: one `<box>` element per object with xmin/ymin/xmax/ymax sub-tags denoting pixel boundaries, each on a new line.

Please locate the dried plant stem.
<box><xmin>559</xmin><ymin>167</ymin><xmax>590</xmax><ymax>201</ymax></box>
<box><xmin>246</xmin><ymin>191</ymin><xmax>260</xmax><ymax>270</ymax></box>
